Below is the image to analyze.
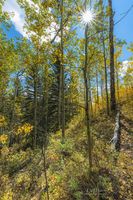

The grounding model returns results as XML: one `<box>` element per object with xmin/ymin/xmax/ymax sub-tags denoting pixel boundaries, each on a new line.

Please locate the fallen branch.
<box><xmin>110</xmin><ymin>109</ymin><xmax>121</xmax><ymax>151</ymax></box>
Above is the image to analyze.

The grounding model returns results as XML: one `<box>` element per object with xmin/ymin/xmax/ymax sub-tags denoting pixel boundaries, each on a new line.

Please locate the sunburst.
<box><xmin>80</xmin><ymin>9</ymin><xmax>96</xmax><ymax>27</ymax></box>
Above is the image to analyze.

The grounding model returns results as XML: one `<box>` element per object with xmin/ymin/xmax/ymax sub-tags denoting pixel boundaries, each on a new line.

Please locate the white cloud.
<box><xmin>120</xmin><ymin>60</ymin><xmax>131</xmax><ymax>78</ymax></box>
<box><xmin>2</xmin><ymin>0</ymin><xmax>61</xmax><ymax>44</ymax></box>
<box><xmin>122</xmin><ymin>60</ymin><xmax>129</xmax><ymax>68</ymax></box>
<box><xmin>3</xmin><ymin>0</ymin><xmax>27</xmax><ymax>36</ymax></box>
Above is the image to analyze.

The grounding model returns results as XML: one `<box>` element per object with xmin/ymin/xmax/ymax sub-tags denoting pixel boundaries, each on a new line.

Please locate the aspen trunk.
<box><xmin>42</xmin><ymin>65</ymin><xmax>50</xmax><ymax>200</ymax></box>
<box><xmin>111</xmin><ymin>109</ymin><xmax>121</xmax><ymax>151</ymax></box>
<box><xmin>102</xmin><ymin>35</ymin><xmax>110</xmax><ymax>115</ymax></box>
<box><xmin>58</xmin><ymin>61</ymin><xmax>61</xmax><ymax>129</ymax></box>
<box><xmin>33</xmin><ymin>71</ymin><xmax>37</xmax><ymax>148</ymax></box>
<box><xmin>108</xmin><ymin>0</ymin><xmax>116</xmax><ymax>112</ymax></box>
<box><xmin>100</xmin><ymin>0</ymin><xmax>110</xmax><ymax>115</ymax></box>
<box><xmin>83</xmin><ymin>0</ymin><xmax>92</xmax><ymax>169</ymax></box>
<box><xmin>116</xmin><ymin>66</ymin><xmax>120</xmax><ymax>102</ymax></box>
<box><xmin>60</xmin><ymin>0</ymin><xmax>65</xmax><ymax>143</ymax></box>
<box><xmin>96</xmin><ymin>67</ymin><xmax>99</xmax><ymax>108</ymax></box>
<box><xmin>9</xmin><ymin>75</ymin><xmax>19</xmax><ymax>146</ymax></box>
<box><xmin>42</xmin><ymin>146</ymin><xmax>49</xmax><ymax>200</ymax></box>
<box><xmin>100</xmin><ymin>76</ymin><xmax>103</xmax><ymax>109</ymax></box>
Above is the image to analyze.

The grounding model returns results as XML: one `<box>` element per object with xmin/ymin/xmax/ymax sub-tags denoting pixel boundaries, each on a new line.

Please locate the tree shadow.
<box><xmin>121</xmin><ymin>123</ymin><xmax>133</xmax><ymax>134</ymax></box>
<box><xmin>121</xmin><ymin>114</ymin><xmax>133</xmax><ymax>127</ymax></box>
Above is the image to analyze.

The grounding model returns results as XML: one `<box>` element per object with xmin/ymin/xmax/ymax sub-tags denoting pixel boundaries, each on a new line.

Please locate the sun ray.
<box><xmin>80</xmin><ymin>9</ymin><xmax>96</xmax><ymax>26</ymax></box>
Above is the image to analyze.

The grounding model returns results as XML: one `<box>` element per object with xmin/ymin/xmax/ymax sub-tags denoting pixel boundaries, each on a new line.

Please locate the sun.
<box><xmin>81</xmin><ymin>9</ymin><xmax>95</xmax><ymax>26</ymax></box>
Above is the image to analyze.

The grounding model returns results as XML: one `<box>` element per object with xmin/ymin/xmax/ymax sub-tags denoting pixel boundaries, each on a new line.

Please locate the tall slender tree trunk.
<box><xmin>100</xmin><ymin>76</ymin><xmax>104</xmax><ymax>109</ymax></box>
<box><xmin>58</xmin><ymin>61</ymin><xmax>61</xmax><ymax>129</ymax></box>
<box><xmin>99</xmin><ymin>0</ymin><xmax>110</xmax><ymax>115</ymax></box>
<box><xmin>90</xmin><ymin>89</ymin><xmax>93</xmax><ymax>118</ymax></box>
<box><xmin>42</xmin><ymin>65</ymin><xmax>50</xmax><ymax>200</ymax></box>
<box><xmin>116</xmin><ymin>66</ymin><xmax>120</xmax><ymax>102</ymax></box>
<box><xmin>88</xmin><ymin>71</ymin><xmax>93</xmax><ymax>118</ymax></box>
<box><xmin>44</xmin><ymin>66</ymin><xmax>48</xmax><ymax>143</ymax></box>
<box><xmin>83</xmin><ymin>0</ymin><xmax>92</xmax><ymax>170</ymax></box>
<box><xmin>96</xmin><ymin>67</ymin><xmax>99</xmax><ymax>108</ymax></box>
<box><xmin>33</xmin><ymin>70</ymin><xmax>37</xmax><ymax>148</ymax></box>
<box><xmin>60</xmin><ymin>0</ymin><xmax>65</xmax><ymax>143</ymax></box>
<box><xmin>108</xmin><ymin>0</ymin><xmax>116</xmax><ymax>112</ymax></box>
<box><xmin>42</xmin><ymin>147</ymin><xmax>49</xmax><ymax>200</ymax></box>
<box><xmin>102</xmin><ymin>36</ymin><xmax>110</xmax><ymax>115</ymax></box>
<box><xmin>56</xmin><ymin>57</ymin><xmax>61</xmax><ymax>129</ymax></box>
<box><xmin>9</xmin><ymin>75</ymin><xmax>18</xmax><ymax>146</ymax></box>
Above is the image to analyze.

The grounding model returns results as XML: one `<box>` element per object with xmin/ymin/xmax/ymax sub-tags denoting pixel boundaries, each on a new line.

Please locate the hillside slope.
<box><xmin>0</xmin><ymin>96</ymin><xmax>133</xmax><ymax>200</ymax></box>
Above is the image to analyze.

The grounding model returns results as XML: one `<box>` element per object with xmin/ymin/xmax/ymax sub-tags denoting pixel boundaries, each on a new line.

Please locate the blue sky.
<box><xmin>2</xmin><ymin>0</ymin><xmax>133</xmax><ymax>61</ymax></box>
<box><xmin>113</xmin><ymin>0</ymin><xmax>133</xmax><ymax>61</ymax></box>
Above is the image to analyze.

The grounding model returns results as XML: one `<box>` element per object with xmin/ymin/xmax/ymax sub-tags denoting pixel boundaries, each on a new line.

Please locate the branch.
<box><xmin>50</xmin><ymin>13</ymin><xmax>71</xmax><ymax>44</ymax></box>
<box><xmin>110</xmin><ymin>109</ymin><xmax>121</xmax><ymax>151</ymax></box>
<box><xmin>115</xmin><ymin>4</ymin><xmax>133</xmax><ymax>25</ymax></box>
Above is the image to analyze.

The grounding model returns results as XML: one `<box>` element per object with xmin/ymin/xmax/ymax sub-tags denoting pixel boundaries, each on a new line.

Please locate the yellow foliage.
<box><xmin>0</xmin><ymin>115</ymin><xmax>7</xmax><ymax>128</ymax></box>
<box><xmin>15</xmin><ymin>172</ymin><xmax>31</xmax><ymax>190</ymax></box>
<box><xmin>1</xmin><ymin>189</ymin><xmax>13</xmax><ymax>200</ymax></box>
<box><xmin>1</xmin><ymin>146</ymin><xmax>9</xmax><ymax>156</ymax></box>
<box><xmin>15</xmin><ymin>123</ymin><xmax>33</xmax><ymax>136</ymax></box>
<box><xmin>0</xmin><ymin>134</ymin><xmax>8</xmax><ymax>144</ymax></box>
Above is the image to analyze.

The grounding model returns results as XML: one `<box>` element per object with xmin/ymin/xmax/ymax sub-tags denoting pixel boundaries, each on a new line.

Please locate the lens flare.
<box><xmin>81</xmin><ymin>9</ymin><xmax>95</xmax><ymax>26</ymax></box>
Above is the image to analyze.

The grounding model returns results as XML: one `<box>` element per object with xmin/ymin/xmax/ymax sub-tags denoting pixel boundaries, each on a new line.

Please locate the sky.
<box><xmin>113</xmin><ymin>0</ymin><xmax>133</xmax><ymax>61</ymax></box>
<box><xmin>2</xmin><ymin>0</ymin><xmax>133</xmax><ymax>61</ymax></box>
<box><xmin>2</xmin><ymin>0</ymin><xmax>60</xmax><ymax>43</ymax></box>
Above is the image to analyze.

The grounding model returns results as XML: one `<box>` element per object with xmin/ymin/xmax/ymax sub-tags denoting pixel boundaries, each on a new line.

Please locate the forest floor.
<box><xmin>0</xmin><ymin>95</ymin><xmax>133</xmax><ymax>200</ymax></box>
<box><xmin>121</xmin><ymin>100</ymin><xmax>133</xmax><ymax>155</ymax></box>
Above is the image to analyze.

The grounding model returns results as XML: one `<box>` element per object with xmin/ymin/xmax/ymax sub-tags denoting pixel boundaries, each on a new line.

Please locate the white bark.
<box><xmin>111</xmin><ymin>110</ymin><xmax>121</xmax><ymax>150</ymax></box>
